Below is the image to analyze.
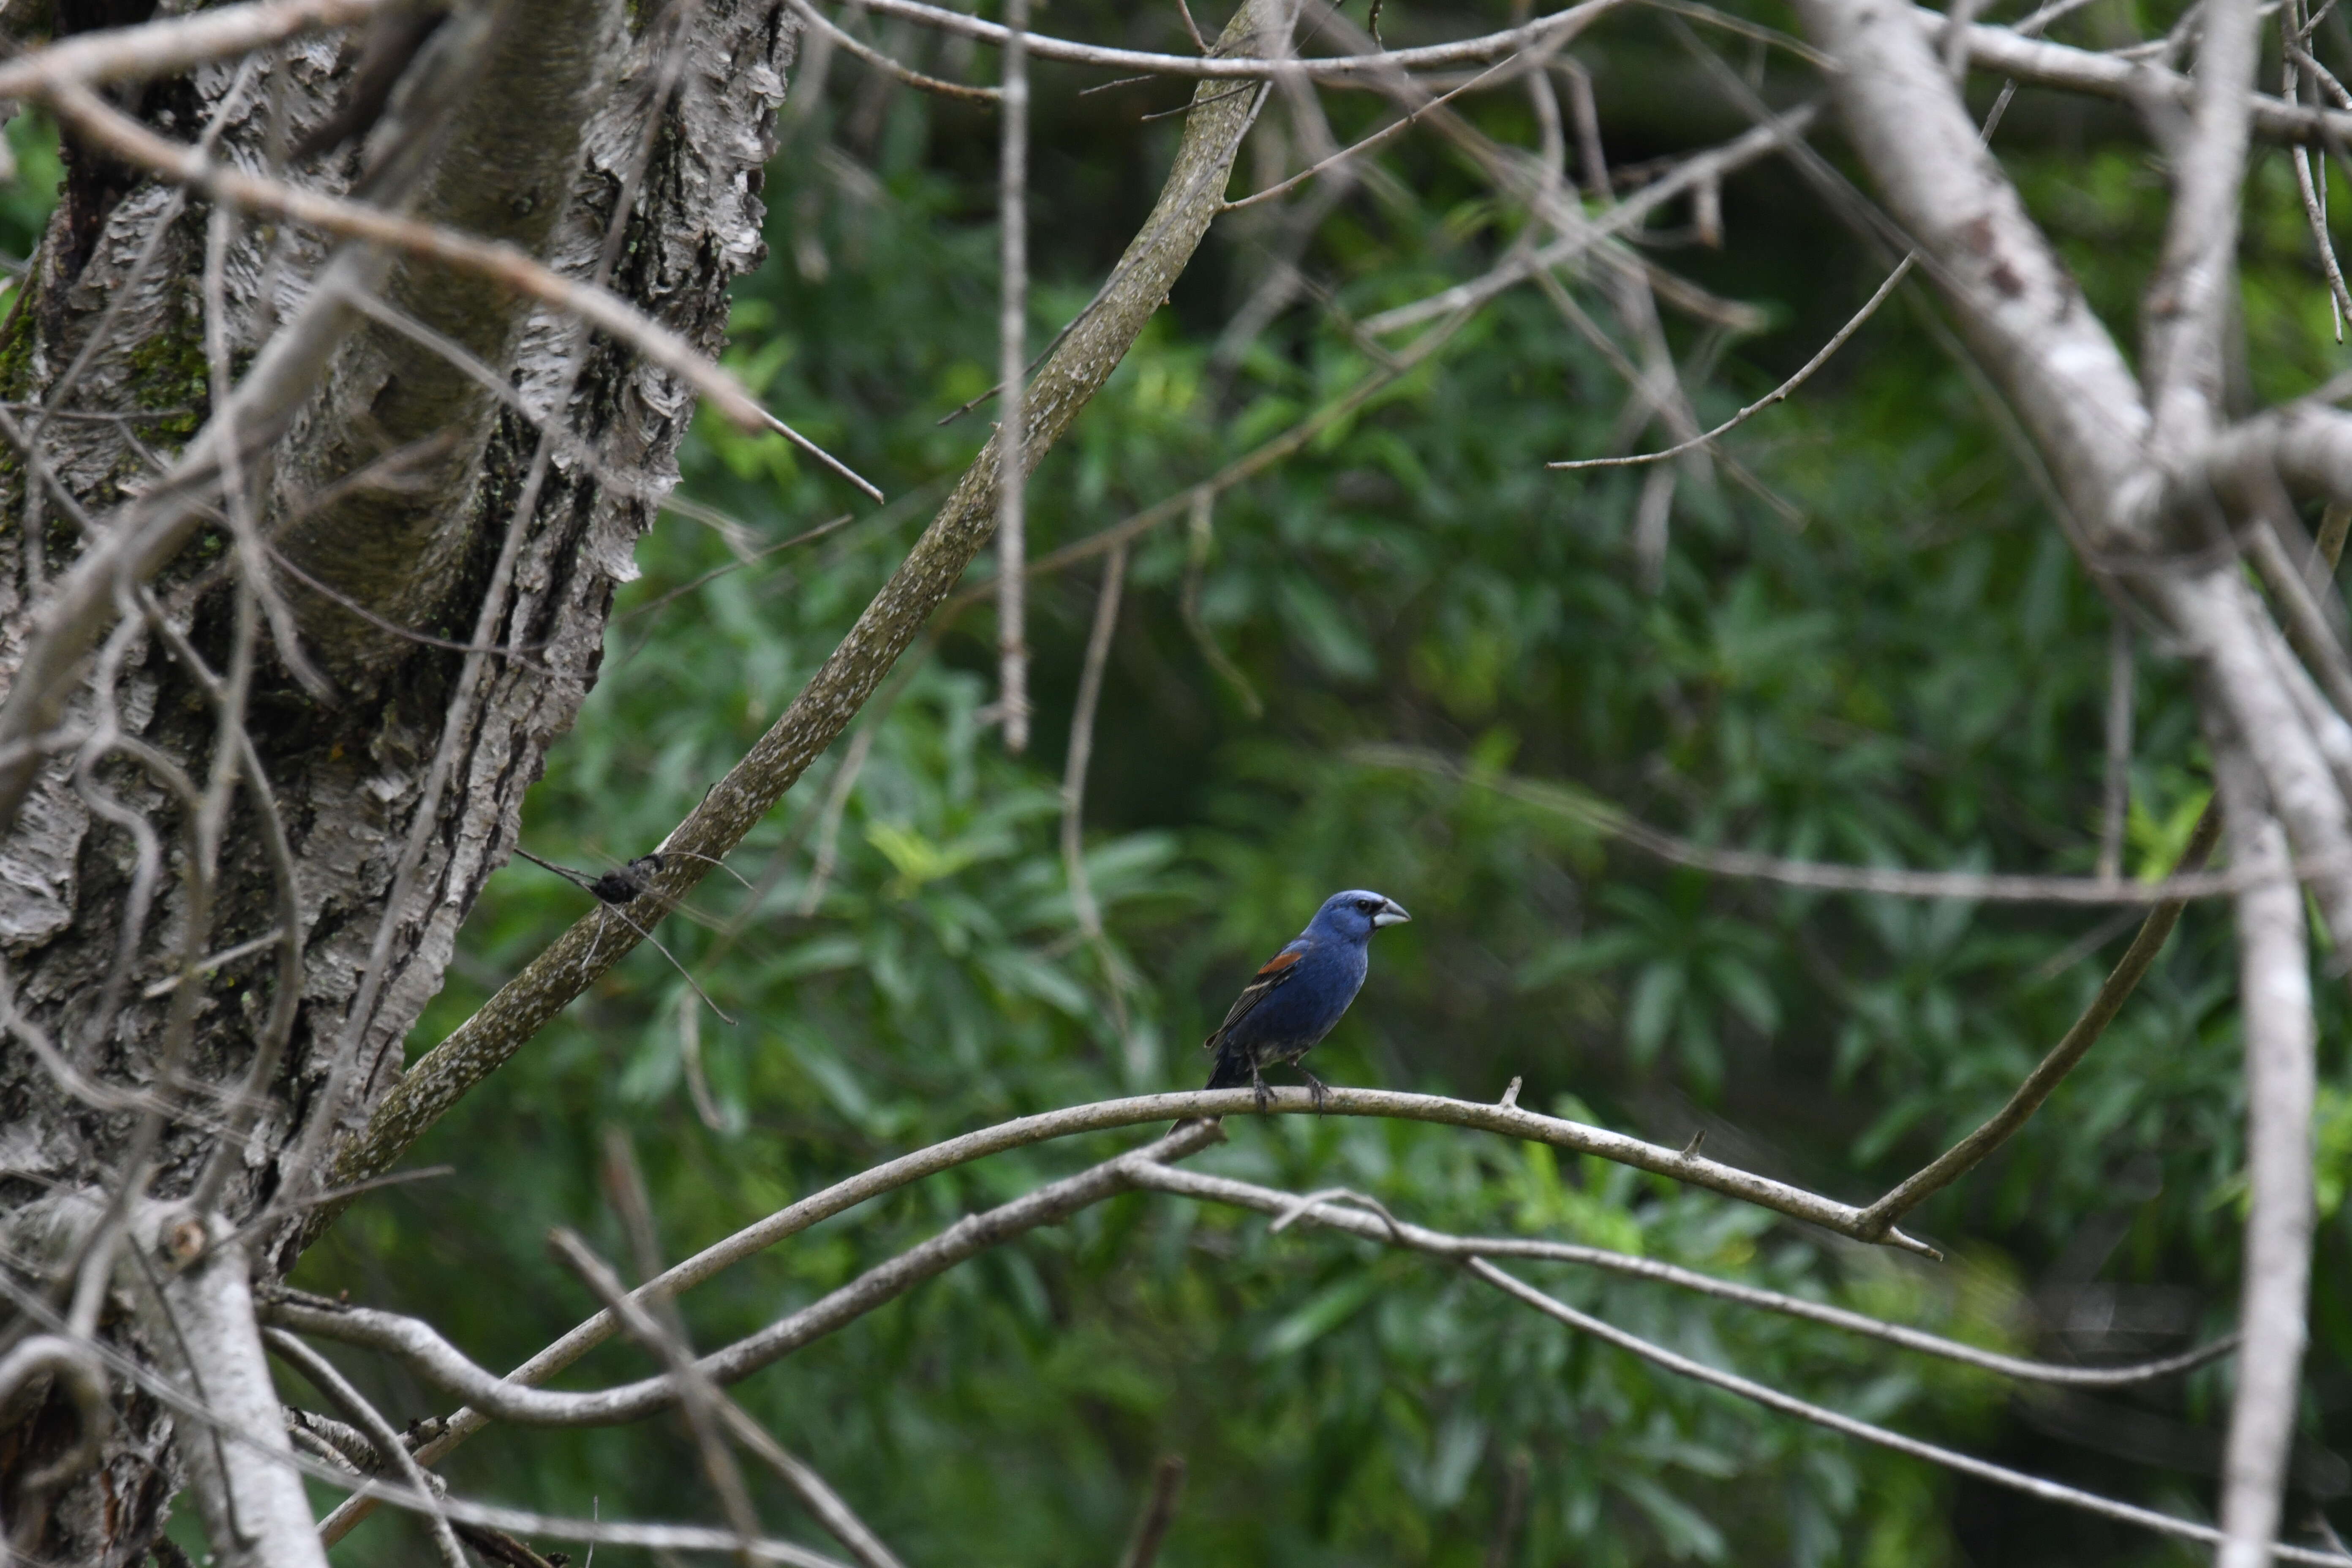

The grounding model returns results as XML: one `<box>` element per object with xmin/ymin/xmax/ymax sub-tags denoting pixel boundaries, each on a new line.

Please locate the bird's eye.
<box><xmin>1356</xmin><ymin>899</ymin><xmax>1375</xmax><ymax>913</ymax></box>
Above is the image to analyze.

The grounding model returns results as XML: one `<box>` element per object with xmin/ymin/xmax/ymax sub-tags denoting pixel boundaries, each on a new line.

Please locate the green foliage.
<box><xmin>0</xmin><ymin>109</ymin><xmax>60</xmax><ymax>266</ymax></box>
<box><xmin>289</xmin><ymin>12</ymin><xmax>2352</xmax><ymax>1565</ymax></box>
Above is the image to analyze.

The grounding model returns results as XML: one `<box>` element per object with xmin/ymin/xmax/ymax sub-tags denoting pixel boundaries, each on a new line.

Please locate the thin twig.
<box><xmin>1173</xmin><ymin>0</ymin><xmax>1209</xmax><ymax>51</ymax></box>
<box><xmin>797</xmin><ymin>725</ymin><xmax>878</xmax><ymax>916</ymax></box>
<box><xmin>1361</xmin><ymin>109</ymin><xmax>1812</xmax><ymax>337</ymax></box>
<box><xmin>784</xmin><ymin>0</ymin><xmax>1002</xmax><ymax>102</ymax></box>
<box><xmin>39</xmin><ymin>79</ymin><xmax>770</xmax><ymax>430</ymax></box>
<box><xmin>759</xmin><ymin>409</ymin><xmax>886</xmax><ymax>503</ymax></box>
<box><xmin>614</xmin><ymin>512</ymin><xmax>858</xmax><ymax>626</ymax></box>
<box><xmin>266</xmin><ymin>1124</ymin><xmax>1228</xmax><ymax>1426</ymax></box>
<box><xmin>549</xmin><ymin>1230</ymin><xmax>768</xmax><ymax>1568</ymax></box>
<box><xmin>1844</xmin><ymin>799</ymin><xmax>2210</xmax><ymax>1241</ymax></box>
<box><xmin>0</xmin><ymin>0</ymin><xmax>386</xmax><ymax>98</ymax></box>
<box><xmin>843</xmin><ymin>0</ymin><xmax>1627</xmax><ymax>81</ymax></box>
<box><xmin>1131</xmin><ymin>1163</ymin><xmax>2235</xmax><ymax>1385</ymax></box>
<box><xmin>2097</xmin><ymin>617</ymin><xmax>2135</xmax><ymax>881</ymax></box>
<box><xmin>1062</xmin><ymin>542</ymin><xmax>1132</xmax><ymax>1031</ymax></box>
<box><xmin>597</xmin><ymin>1129</ymin><xmax>913</xmax><ymax>1568</ymax></box>
<box><xmin>1548</xmin><ymin>257</ymin><xmax>1913</xmax><ymax>471</ymax></box>
<box><xmin>1468</xmin><ymin>1260</ymin><xmax>2339</xmax><ymax>1563</ymax></box>
<box><xmin>1358</xmin><ymin>742</ymin><xmax>2267</xmax><ymax>903</ymax></box>
<box><xmin>1115</xmin><ymin>1456</ymin><xmax>1187</xmax><ymax>1568</ymax></box>
<box><xmin>264</xmin><ymin>1329</ymin><xmax>470</xmax><ymax>1568</ymax></box>
<box><xmin>2289</xmin><ymin>43</ymin><xmax>2352</xmax><ymax>340</ymax></box>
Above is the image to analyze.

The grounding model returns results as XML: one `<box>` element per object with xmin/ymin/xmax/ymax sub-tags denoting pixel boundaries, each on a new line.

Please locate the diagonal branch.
<box><xmin>312</xmin><ymin>0</ymin><xmax>1295</xmax><ymax>1228</ymax></box>
<box><xmin>1357</xmin><ymin>743</ymin><xmax>2264</xmax><ymax>902</ymax></box>
<box><xmin>263</xmin><ymin>1328</ymin><xmax>469</xmax><ymax>1568</ymax></box>
<box><xmin>1469</xmin><ymin>1260</ymin><xmax>2347</xmax><ymax>1565</ymax></box>
<box><xmin>1856</xmin><ymin>806</ymin><xmax>2224</xmax><ymax>1238</ymax></box>
<box><xmin>836</xmin><ymin>0</ymin><xmax>1623</xmax><ymax>81</ymax></box>
<box><xmin>548</xmin><ymin>1229</ymin><xmax>907</xmax><ymax>1568</ymax></box>
<box><xmin>1924</xmin><ymin>6</ymin><xmax>2352</xmax><ymax>146</ymax></box>
<box><xmin>547</xmin><ymin>1231</ymin><xmax>770</xmax><ymax>1567</ymax></box>
<box><xmin>1129</xmin><ymin>1162</ymin><xmax>2235</xmax><ymax>1386</ymax></box>
<box><xmin>0</xmin><ymin>0</ymin><xmax>387</xmax><ymax>98</ymax></box>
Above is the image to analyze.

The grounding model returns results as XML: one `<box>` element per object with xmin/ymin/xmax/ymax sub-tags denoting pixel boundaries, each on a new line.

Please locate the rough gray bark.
<box><xmin>0</xmin><ymin>2</ymin><xmax>796</xmax><ymax>1561</ymax></box>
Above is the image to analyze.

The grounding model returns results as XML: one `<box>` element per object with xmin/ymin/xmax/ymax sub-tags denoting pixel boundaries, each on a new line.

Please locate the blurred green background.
<box><xmin>40</xmin><ymin>0</ymin><xmax>2327</xmax><ymax>1560</ymax></box>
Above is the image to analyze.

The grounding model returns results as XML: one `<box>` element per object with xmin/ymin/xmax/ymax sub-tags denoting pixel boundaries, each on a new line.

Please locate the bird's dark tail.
<box><xmin>1204</xmin><ymin>1044</ymin><xmax>1254</xmax><ymax>1091</ymax></box>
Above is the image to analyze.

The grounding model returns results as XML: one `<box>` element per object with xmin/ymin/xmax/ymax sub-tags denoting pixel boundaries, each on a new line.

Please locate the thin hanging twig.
<box><xmin>2097</xmin><ymin>617</ymin><xmax>2136</xmax><ymax>882</ymax></box>
<box><xmin>1114</xmin><ymin>1456</ymin><xmax>1187</xmax><ymax>1568</ymax></box>
<box><xmin>1062</xmin><ymin>542</ymin><xmax>1133</xmax><ymax>1035</ymax></box>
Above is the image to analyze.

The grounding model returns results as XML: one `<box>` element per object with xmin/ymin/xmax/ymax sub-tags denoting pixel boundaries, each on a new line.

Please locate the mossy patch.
<box><xmin>124</xmin><ymin>296</ymin><xmax>208</xmax><ymax>443</ymax></box>
<box><xmin>0</xmin><ymin>281</ymin><xmax>41</xmax><ymax>404</ymax></box>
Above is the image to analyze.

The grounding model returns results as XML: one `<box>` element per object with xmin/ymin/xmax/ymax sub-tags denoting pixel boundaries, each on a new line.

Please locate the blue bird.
<box><xmin>1204</xmin><ymin>890</ymin><xmax>1411</xmax><ymax>1110</ymax></box>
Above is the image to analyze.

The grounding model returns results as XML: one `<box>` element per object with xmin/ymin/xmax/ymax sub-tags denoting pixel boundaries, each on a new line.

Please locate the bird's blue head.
<box><xmin>1307</xmin><ymin>889</ymin><xmax>1412</xmax><ymax>945</ymax></box>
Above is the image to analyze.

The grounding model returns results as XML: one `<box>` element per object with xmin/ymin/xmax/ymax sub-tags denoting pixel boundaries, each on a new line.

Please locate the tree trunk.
<box><xmin>0</xmin><ymin>1</ymin><xmax>796</xmax><ymax>1560</ymax></box>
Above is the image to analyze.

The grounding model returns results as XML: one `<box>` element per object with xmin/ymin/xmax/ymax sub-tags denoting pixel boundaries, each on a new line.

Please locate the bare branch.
<box><xmin>1062</xmin><ymin>542</ymin><xmax>1132</xmax><ymax>1026</ymax></box>
<box><xmin>40</xmin><ymin>80</ymin><xmax>769</xmax><ymax>431</ymax></box>
<box><xmin>1356</xmin><ymin>743</ymin><xmax>2268</xmax><ymax>903</ymax></box>
<box><xmin>996</xmin><ymin>0</ymin><xmax>1036</xmax><ymax>753</ymax></box>
<box><xmin>2098</xmin><ymin>618</ymin><xmax>2136</xmax><ymax>881</ymax></box>
<box><xmin>310</xmin><ymin>1080</ymin><xmax>1971</xmax><ymax>1542</ymax></box>
<box><xmin>2209</xmin><ymin>744</ymin><xmax>2318</xmax><ymax>1568</ymax></box>
<box><xmin>548</xmin><ymin>1230</ymin><xmax>768</xmax><ymax>1566</ymax></box>
<box><xmin>0</xmin><ymin>0</ymin><xmax>386</xmax><ymax>99</ymax></box>
<box><xmin>783</xmin><ymin>0</ymin><xmax>1002</xmax><ymax>103</ymax></box>
<box><xmin>1221</xmin><ymin>52</ymin><xmax>1530</xmax><ymax>213</ymax></box>
<box><xmin>263</xmin><ymin>1329</ymin><xmax>469</xmax><ymax>1568</ymax></box>
<box><xmin>2286</xmin><ymin>24</ymin><xmax>2352</xmax><ymax>338</ymax></box>
<box><xmin>266</xmin><ymin>1123</ymin><xmax>1227</xmax><ymax>1427</ymax></box>
<box><xmin>1795</xmin><ymin>0</ymin><xmax>2151</xmax><ymax>544</ymax></box>
<box><xmin>1469</xmin><ymin>1260</ymin><xmax>2347</xmax><ymax>1565</ymax></box>
<box><xmin>121</xmin><ymin>1210</ymin><xmax>329</xmax><ymax>1568</ymax></box>
<box><xmin>1927</xmin><ymin>5</ymin><xmax>2352</xmax><ymax>146</ymax></box>
<box><xmin>1360</xmin><ymin>109</ymin><xmax>1809</xmax><ymax>338</ymax></box>
<box><xmin>835</xmin><ymin>0</ymin><xmax>1627</xmax><ymax>82</ymax></box>
<box><xmin>564</xmin><ymin>1133</ymin><xmax>909</xmax><ymax>1568</ymax></box>
<box><xmin>0</xmin><ymin>1260</ymin><xmax>855</xmax><ymax>1568</ymax></box>
<box><xmin>1127</xmin><ymin>1163</ymin><xmax>2234</xmax><ymax>1386</ymax></box>
<box><xmin>716</xmin><ymin>1403</ymin><xmax>910</xmax><ymax>1568</ymax></box>
<box><xmin>1548</xmin><ymin>257</ymin><xmax>1911</xmax><ymax>472</ymax></box>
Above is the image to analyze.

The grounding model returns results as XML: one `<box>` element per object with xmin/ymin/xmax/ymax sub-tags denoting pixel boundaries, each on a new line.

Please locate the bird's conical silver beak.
<box><xmin>1372</xmin><ymin>898</ymin><xmax>1411</xmax><ymax>927</ymax></box>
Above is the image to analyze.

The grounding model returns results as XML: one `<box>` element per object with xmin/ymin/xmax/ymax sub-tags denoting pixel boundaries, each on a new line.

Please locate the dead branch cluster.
<box><xmin>3</xmin><ymin>0</ymin><xmax>2352</xmax><ymax>1560</ymax></box>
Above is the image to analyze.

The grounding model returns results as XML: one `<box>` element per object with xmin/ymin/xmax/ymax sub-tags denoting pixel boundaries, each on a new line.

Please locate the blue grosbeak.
<box><xmin>1205</xmin><ymin>890</ymin><xmax>1411</xmax><ymax>1109</ymax></box>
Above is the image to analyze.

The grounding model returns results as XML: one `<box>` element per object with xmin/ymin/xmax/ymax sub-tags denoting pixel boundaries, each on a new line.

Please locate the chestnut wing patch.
<box><xmin>1205</xmin><ymin>944</ymin><xmax>1309</xmax><ymax>1049</ymax></box>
